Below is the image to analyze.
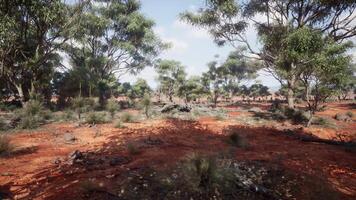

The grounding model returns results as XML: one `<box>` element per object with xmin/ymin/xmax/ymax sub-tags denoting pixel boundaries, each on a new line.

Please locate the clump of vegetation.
<box><xmin>16</xmin><ymin>100</ymin><xmax>51</xmax><ymax>129</ymax></box>
<box><xmin>140</xmin><ymin>93</ymin><xmax>152</xmax><ymax>119</ymax></box>
<box><xmin>114</xmin><ymin>120</ymin><xmax>126</xmax><ymax>128</ymax></box>
<box><xmin>334</xmin><ymin>113</ymin><xmax>351</xmax><ymax>122</ymax></box>
<box><xmin>106</xmin><ymin>98</ymin><xmax>120</xmax><ymax>119</ymax></box>
<box><xmin>85</xmin><ymin>112</ymin><xmax>107</xmax><ymax>124</ymax></box>
<box><xmin>345</xmin><ymin>111</ymin><xmax>353</xmax><ymax>118</ymax></box>
<box><xmin>59</xmin><ymin>110</ymin><xmax>76</xmax><ymax>121</ymax></box>
<box><xmin>127</xmin><ymin>143</ymin><xmax>140</xmax><ymax>155</ymax></box>
<box><xmin>312</xmin><ymin>117</ymin><xmax>334</xmax><ymax>127</ymax></box>
<box><xmin>72</xmin><ymin>97</ymin><xmax>87</xmax><ymax>120</ymax></box>
<box><xmin>0</xmin><ymin>117</ymin><xmax>8</xmax><ymax>131</ymax></box>
<box><xmin>121</xmin><ymin>112</ymin><xmax>134</xmax><ymax>123</ymax></box>
<box><xmin>0</xmin><ymin>135</ymin><xmax>13</xmax><ymax>156</ymax></box>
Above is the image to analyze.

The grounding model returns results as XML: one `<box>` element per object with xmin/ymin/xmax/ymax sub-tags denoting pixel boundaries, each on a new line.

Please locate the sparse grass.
<box><xmin>85</xmin><ymin>112</ymin><xmax>107</xmax><ymax>124</ymax></box>
<box><xmin>0</xmin><ymin>135</ymin><xmax>13</xmax><ymax>156</ymax></box>
<box><xmin>127</xmin><ymin>142</ymin><xmax>140</xmax><ymax>155</ymax></box>
<box><xmin>120</xmin><ymin>112</ymin><xmax>134</xmax><ymax>123</ymax></box>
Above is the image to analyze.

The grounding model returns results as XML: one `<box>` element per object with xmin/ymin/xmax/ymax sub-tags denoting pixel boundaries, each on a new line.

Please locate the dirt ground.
<box><xmin>0</xmin><ymin>102</ymin><xmax>355</xmax><ymax>199</ymax></box>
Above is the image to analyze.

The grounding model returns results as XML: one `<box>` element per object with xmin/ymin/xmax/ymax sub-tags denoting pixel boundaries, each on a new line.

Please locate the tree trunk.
<box><xmin>287</xmin><ymin>76</ymin><xmax>296</xmax><ymax>109</ymax></box>
<box><xmin>14</xmin><ymin>83</ymin><xmax>26</xmax><ymax>106</ymax></box>
<box><xmin>307</xmin><ymin>113</ymin><xmax>313</xmax><ymax>127</ymax></box>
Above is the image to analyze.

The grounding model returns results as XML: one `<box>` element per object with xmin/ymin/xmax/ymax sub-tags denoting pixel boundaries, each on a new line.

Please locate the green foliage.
<box><xmin>155</xmin><ymin>59</ymin><xmax>187</xmax><ymax>102</ymax></box>
<box><xmin>106</xmin><ymin>98</ymin><xmax>120</xmax><ymax>119</ymax></box>
<box><xmin>17</xmin><ymin>100</ymin><xmax>51</xmax><ymax>129</ymax></box>
<box><xmin>60</xmin><ymin>110</ymin><xmax>76</xmax><ymax>122</ymax></box>
<box><xmin>0</xmin><ymin>135</ymin><xmax>13</xmax><ymax>156</ymax></box>
<box><xmin>120</xmin><ymin>112</ymin><xmax>134</xmax><ymax>123</ymax></box>
<box><xmin>85</xmin><ymin>112</ymin><xmax>107</xmax><ymax>124</ymax></box>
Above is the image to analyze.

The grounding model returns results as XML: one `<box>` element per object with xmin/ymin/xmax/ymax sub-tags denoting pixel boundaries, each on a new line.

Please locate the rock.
<box><xmin>64</xmin><ymin>133</ymin><xmax>77</xmax><ymax>143</ymax></box>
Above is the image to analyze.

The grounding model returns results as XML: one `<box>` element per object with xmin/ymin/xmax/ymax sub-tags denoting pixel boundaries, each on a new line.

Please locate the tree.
<box><xmin>181</xmin><ymin>0</ymin><xmax>356</xmax><ymax>108</ymax></box>
<box><xmin>65</xmin><ymin>0</ymin><xmax>165</xmax><ymax>108</ymax></box>
<box><xmin>128</xmin><ymin>78</ymin><xmax>152</xmax><ymax>100</ymax></box>
<box><xmin>248</xmin><ymin>84</ymin><xmax>270</xmax><ymax>102</ymax></box>
<box><xmin>0</xmin><ymin>0</ymin><xmax>84</xmax><ymax>105</ymax></box>
<box><xmin>177</xmin><ymin>76</ymin><xmax>207</xmax><ymax>104</ymax></box>
<box><xmin>155</xmin><ymin>59</ymin><xmax>186</xmax><ymax>102</ymax></box>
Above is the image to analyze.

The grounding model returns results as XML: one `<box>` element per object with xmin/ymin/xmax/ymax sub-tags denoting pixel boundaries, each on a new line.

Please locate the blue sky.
<box><xmin>121</xmin><ymin>0</ymin><xmax>281</xmax><ymax>90</ymax></box>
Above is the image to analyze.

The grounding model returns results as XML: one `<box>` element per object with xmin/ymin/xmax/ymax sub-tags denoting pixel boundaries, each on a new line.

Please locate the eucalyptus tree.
<box><xmin>0</xmin><ymin>0</ymin><xmax>85</xmax><ymax>105</ymax></box>
<box><xmin>155</xmin><ymin>59</ymin><xmax>187</xmax><ymax>102</ymax></box>
<box><xmin>181</xmin><ymin>0</ymin><xmax>356</xmax><ymax>108</ymax></box>
<box><xmin>65</xmin><ymin>0</ymin><xmax>165</xmax><ymax>107</ymax></box>
<box><xmin>177</xmin><ymin>76</ymin><xmax>207</xmax><ymax>104</ymax></box>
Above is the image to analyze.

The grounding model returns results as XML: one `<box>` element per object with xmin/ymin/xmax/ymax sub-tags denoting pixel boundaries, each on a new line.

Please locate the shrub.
<box><xmin>346</xmin><ymin>111</ymin><xmax>354</xmax><ymax>118</ymax></box>
<box><xmin>60</xmin><ymin>110</ymin><xmax>76</xmax><ymax>121</ymax></box>
<box><xmin>85</xmin><ymin>112</ymin><xmax>107</xmax><ymax>124</ymax></box>
<box><xmin>121</xmin><ymin>112</ymin><xmax>134</xmax><ymax>123</ymax></box>
<box><xmin>72</xmin><ymin>97</ymin><xmax>86</xmax><ymax>120</ymax></box>
<box><xmin>106</xmin><ymin>98</ymin><xmax>120</xmax><ymax>119</ymax></box>
<box><xmin>127</xmin><ymin>143</ymin><xmax>140</xmax><ymax>155</ymax></box>
<box><xmin>140</xmin><ymin>93</ymin><xmax>152</xmax><ymax>118</ymax></box>
<box><xmin>114</xmin><ymin>120</ymin><xmax>126</xmax><ymax>128</ymax></box>
<box><xmin>17</xmin><ymin>100</ymin><xmax>49</xmax><ymax>129</ymax></box>
<box><xmin>0</xmin><ymin>117</ymin><xmax>8</xmax><ymax>131</ymax></box>
<box><xmin>334</xmin><ymin>113</ymin><xmax>350</xmax><ymax>121</ymax></box>
<box><xmin>0</xmin><ymin>135</ymin><xmax>13</xmax><ymax>156</ymax></box>
<box><xmin>312</xmin><ymin>117</ymin><xmax>330</xmax><ymax>126</ymax></box>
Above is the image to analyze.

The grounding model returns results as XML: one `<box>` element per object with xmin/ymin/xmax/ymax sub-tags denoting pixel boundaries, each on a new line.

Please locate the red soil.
<box><xmin>0</xmin><ymin>103</ymin><xmax>355</xmax><ymax>199</ymax></box>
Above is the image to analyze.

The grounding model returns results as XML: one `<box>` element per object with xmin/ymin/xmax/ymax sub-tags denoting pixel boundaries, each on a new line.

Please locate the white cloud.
<box><xmin>173</xmin><ymin>19</ymin><xmax>210</xmax><ymax>39</ymax></box>
<box><xmin>162</xmin><ymin>37</ymin><xmax>188</xmax><ymax>53</ymax></box>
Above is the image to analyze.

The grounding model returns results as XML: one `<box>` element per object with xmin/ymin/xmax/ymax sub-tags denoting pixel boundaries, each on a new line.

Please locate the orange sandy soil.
<box><xmin>0</xmin><ymin>102</ymin><xmax>355</xmax><ymax>199</ymax></box>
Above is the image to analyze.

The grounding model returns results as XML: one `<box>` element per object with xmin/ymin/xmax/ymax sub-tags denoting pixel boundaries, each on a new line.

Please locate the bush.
<box><xmin>72</xmin><ymin>97</ymin><xmax>86</xmax><ymax>120</ymax></box>
<box><xmin>0</xmin><ymin>117</ymin><xmax>8</xmax><ymax>131</ymax></box>
<box><xmin>85</xmin><ymin>112</ymin><xmax>107</xmax><ymax>124</ymax></box>
<box><xmin>140</xmin><ymin>93</ymin><xmax>152</xmax><ymax>118</ymax></box>
<box><xmin>127</xmin><ymin>143</ymin><xmax>140</xmax><ymax>155</ymax></box>
<box><xmin>60</xmin><ymin>110</ymin><xmax>76</xmax><ymax>121</ymax></box>
<box><xmin>16</xmin><ymin>100</ymin><xmax>50</xmax><ymax>129</ymax></box>
<box><xmin>114</xmin><ymin>120</ymin><xmax>126</xmax><ymax>128</ymax></box>
<box><xmin>106</xmin><ymin>98</ymin><xmax>120</xmax><ymax>119</ymax></box>
<box><xmin>121</xmin><ymin>112</ymin><xmax>134</xmax><ymax>123</ymax></box>
<box><xmin>334</xmin><ymin>113</ymin><xmax>351</xmax><ymax>121</ymax></box>
<box><xmin>346</xmin><ymin>111</ymin><xmax>354</xmax><ymax>118</ymax></box>
<box><xmin>312</xmin><ymin>117</ymin><xmax>330</xmax><ymax>126</ymax></box>
<box><xmin>0</xmin><ymin>135</ymin><xmax>13</xmax><ymax>156</ymax></box>
<box><xmin>283</xmin><ymin>108</ymin><xmax>309</xmax><ymax>124</ymax></box>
